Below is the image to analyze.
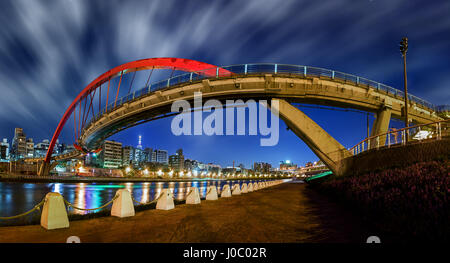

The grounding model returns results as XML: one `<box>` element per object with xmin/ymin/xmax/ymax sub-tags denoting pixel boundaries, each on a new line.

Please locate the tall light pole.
<box><xmin>400</xmin><ymin>37</ymin><xmax>409</xmax><ymax>143</ymax></box>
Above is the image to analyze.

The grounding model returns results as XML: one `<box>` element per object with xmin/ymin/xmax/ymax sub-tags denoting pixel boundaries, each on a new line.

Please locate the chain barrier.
<box><xmin>131</xmin><ymin>191</ymin><xmax>166</xmax><ymax>205</ymax></box>
<box><xmin>0</xmin><ymin>199</ymin><xmax>45</xmax><ymax>220</ymax></box>
<box><xmin>64</xmin><ymin>194</ymin><xmax>118</xmax><ymax>211</ymax></box>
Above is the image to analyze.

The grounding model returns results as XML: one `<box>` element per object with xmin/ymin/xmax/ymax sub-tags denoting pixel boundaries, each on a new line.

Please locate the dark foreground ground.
<box><xmin>0</xmin><ymin>182</ymin><xmax>373</xmax><ymax>243</ymax></box>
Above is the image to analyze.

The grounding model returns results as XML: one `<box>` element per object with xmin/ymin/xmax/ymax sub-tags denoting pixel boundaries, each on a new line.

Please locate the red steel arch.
<box><xmin>44</xmin><ymin>58</ymin><xmax>228</xmax><ymax>164</ymax></box>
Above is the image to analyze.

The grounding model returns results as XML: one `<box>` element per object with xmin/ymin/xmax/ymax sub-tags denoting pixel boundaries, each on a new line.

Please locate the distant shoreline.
<box><xmin>0</xmin><ymin>174</ymin><xmax>284</xmax><ymax>184</ymax></box>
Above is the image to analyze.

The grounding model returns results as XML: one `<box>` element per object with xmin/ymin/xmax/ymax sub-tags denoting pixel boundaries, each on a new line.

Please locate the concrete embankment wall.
<box><xmin>340</xmin><ymin>138</ymin><xmax>449</xmax><ymax>176</ymax></box>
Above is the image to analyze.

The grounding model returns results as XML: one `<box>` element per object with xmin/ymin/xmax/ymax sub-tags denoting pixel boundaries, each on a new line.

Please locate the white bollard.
<box><xmin>247</xmin><ymin>183</ymin><xmax>254</xmax><ymax>192</ymax></box>
<box><xmin>253</xmin><ymin>182</ymin><xmax>259</xmax><ymax>191</ymax></box>
<box><xmin>186</xmin><ymin>187</ymin><xmax>201</xmax><ymax>205</ymax></box>
<box><xmin>206</xmin><ymin>186</ymin><xmax>218</xmax><ymax>200</ymax></box>
<box><xmin>232</xmin><ymin>184</ymin><xmax>241</xmax><ymax>195</ymax></box>
<box><xmin>40</xmin><ymin>192</ymin><xmax>69</xmax><ymax>230</ymax></box>
<box><xmin>258</xmin><ymin>182</ymin><xmax>264</xmax><ymax>189</ymax></box>
<box><xmin>241</xmin><ymin>183</ymin><xmax>248</xmax><ymax>193</ymax></box>
<box><xmin>156</xmin><ymin>189</ymin><xmax>175</xmax><ymax>210</ymax></box>
<box><xmin>221</xmin><ymin>184</ymin><xmax>232</xmax><ymax>198</ymax></box>
<box><xmin>111</xmin><ymin>189</ymin><xmax>135</xmax><ymax>218</ymax></box>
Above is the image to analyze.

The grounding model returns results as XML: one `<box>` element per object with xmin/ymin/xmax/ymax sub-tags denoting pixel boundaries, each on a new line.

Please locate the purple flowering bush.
<box><xmin>318</xmin><ymin>160</ymin><xmax>449</xmax><ymax>242</ymax></box>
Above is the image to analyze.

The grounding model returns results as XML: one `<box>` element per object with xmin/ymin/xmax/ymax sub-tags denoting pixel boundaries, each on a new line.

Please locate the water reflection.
<box><xmin>0</xmin><ymin>179</ymin><xmax>271</xmax><ymax>226</ymax></box>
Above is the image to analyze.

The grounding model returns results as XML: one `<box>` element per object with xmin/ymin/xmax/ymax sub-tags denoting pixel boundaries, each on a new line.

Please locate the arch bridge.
<box><xmin>38</xmin><ymin>58</ymin><xmax>444</xmax><ymax>176</ymax></box>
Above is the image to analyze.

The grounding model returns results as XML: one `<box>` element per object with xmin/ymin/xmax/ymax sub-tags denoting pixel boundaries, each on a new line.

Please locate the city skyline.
<box><xmin>1</xmin><ymin>127</ymin><xmax>310</xmax><ymax>169</ymax></box>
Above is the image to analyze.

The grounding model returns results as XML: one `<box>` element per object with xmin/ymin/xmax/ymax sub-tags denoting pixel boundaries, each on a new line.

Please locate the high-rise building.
<box><xmin>169</xmin><ymin>148</ymin><xmax>184</xmax><ymax>171</ymax></box>
<box><xmin>132</xmin><ymin>135</ymin><xmax>145</xmax><ymax>166</ymax></box>
<box><xmin>122</xmin><ymin>146</ymin><xmax>133</xmax><ymax>166</ymax></box>
<box><xmin>137</xmin><ymin>135</ymin><xmax>143</xmax><ymax>150</ymax></box>
<box><xmin>0</xmin><ymin>138</ymin><xmax>9</xmax><ymax>161</ymax></box>
<box><xmin>26</xmin><ymin>138</ymin><xmax>34</xmax><ymax>158</ymax></box>
<box><xmin>98</xmin><ymin>140</ymin><xmax>122</xmax><ymax>169</ymax></box>
<box><xmin>142</xmin><ymin>148</ymin><xmax>152</xmax><ymax>163</ymax></box>
<box><xmin>34</xmin><ymin>139</ymin><xmax>50</xmax><ymax>158</ymax></box>
<box><xmin>11</xmin><ymin>128</ymin><xmax>27</xmax><ymax>160</ymax></box>
<box><xmin>133</xmin><ymin>148</ymin><xmax>142</xmax><ymax>166</ymax></box>
<box><xmin>253</xmin><ymin>162</ymin><xmax>272</xmax><ymax>173</ymax></box>
<box><xmin>152</xmin><ymin>149</ymin><xmax>168</xmax><ymax>164</ymax></box>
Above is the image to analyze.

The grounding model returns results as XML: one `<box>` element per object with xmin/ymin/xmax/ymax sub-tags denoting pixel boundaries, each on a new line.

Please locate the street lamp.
<box><xmin>400</xmin><ymin>37</ymin><xmax>409</xmax><ymax>142</ymax></box>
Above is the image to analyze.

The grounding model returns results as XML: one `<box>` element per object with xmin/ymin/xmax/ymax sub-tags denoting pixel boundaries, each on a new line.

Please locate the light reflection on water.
<box><xmin>0</xmin><ymin>179</ymin><xmax>268</xmax><ymax>226</ymax></box>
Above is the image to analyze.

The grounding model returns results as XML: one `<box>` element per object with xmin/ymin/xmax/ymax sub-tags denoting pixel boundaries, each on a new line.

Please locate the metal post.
<box><xmin>189</xmin><ymin>72</ymin><xmax>193</xmax><ymax>82</ymax></box>
<box><xmin>244</xmin><ymin>64</ymin><xmax>248</xmax><ymax>75</ymax></box>
<box><xmin>304</xmin><ymin>66</ymin><xmax>307</xmax><ymax>76</ymax></box>
<box><xmin>400</xmin><ymin>37</ymin><xmax>409</xmax><ymax>143</ymax></box>
<box><xmin>376</xmin><ymin>136</ymin><xmax>380</xmax><ymax>149</ymax></box>
<box><xmin>216</xmin><ymin>67</ymin><xmax>219</xmax><ymax>78</ymax></box>
<box><xmin>332</xmin><ymin>71</ymin><xmax>335</xmax><ymax>79</ymax></box>
<box><xmin>387</xmin><ymin>132</ymin><xmax>390</xmax><ymax>147</ymax></box>
<box><xmin>438</xmin><ymin>122</ymin><xmax>442</xmax><ymax>140</ymax></box>
<box><xmin>402</xmin><ymin>130</ymin><xmax>406</xmax><ymax>145</ymax></box>
<box><xmin>274</xmin><ymin>64</ymin><xmax>278</xmax><ymax>74</ymax></box>
<box><xmin>167</xmin><ymin>78</ymin><xmax>170</xmax><ymax>88</ymax></box>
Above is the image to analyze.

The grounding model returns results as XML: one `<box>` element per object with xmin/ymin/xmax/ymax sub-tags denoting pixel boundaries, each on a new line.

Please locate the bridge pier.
<box><xmin>273</xmin><ymin>99</ymin><xmax>352</xmax><ymax>176</ymax></box>
<box><xmin>370</xmin><ymin>107</ymin><xmax>392</xmax><ymax>148</ymax></box>
<box><xmin>38</xmin><ymin>161</ymin><xmax>57</xmax><ymax>176</ymax></box>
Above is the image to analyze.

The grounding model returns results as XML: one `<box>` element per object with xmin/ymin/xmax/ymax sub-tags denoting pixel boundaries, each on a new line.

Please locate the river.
<box><xmin>0</xmin><ymin>179</ymin><xmax>268</xmax><ymax>226</ymax></box>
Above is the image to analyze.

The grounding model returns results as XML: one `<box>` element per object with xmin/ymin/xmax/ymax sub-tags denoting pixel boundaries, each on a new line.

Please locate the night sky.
<box><xmin>0</xmin><ymin>0</ymin><xmax>448</xmax><ymax>168</ymax></box>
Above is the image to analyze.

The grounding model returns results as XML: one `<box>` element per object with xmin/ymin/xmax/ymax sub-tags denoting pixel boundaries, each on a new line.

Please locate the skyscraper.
<box><xmin>142</xmin><ymin>148</ymin><xmax>153</xmax><ymax>163</ymax></box>
<box><xmin>137</xmin><ymin>135</ymin><xmax>142</xmax><ymax>150</ymax></box>
<box><xmin>98</xmin><ymin>140</ymin><xmax>123</xmax><ymax>169</ymax></box>
<box><xmin>122</xmin><ymin>146</ymin><xmax>133</xmax><ymax>166</ymax></box>
<box><xmin>26</xmin><ymin>138</ymin><xmax>34</xmax><ymax>158</ymax></box>
<box><xmin>152</xmin><ymin>149</ymin><xmax>168</xmax><ymax>164</ymax></box>
<box><xmin>11</xmin><ymin>128</ymin><xmax>26</xmax><ymax>160</ymax></box>
<box><xmin>169</xmin><ymin>148</ymin><xmax>184</xmax><ymax>171</ymax></box>
<box><xmin>133</xmin><ymin>135</ymin><xmax>143</xmax><ymax>165</ymax></box>
<box><xmin>0</xmin><ymin>138</ymin><xmax>9</xmax><ymax>161</ymax></box>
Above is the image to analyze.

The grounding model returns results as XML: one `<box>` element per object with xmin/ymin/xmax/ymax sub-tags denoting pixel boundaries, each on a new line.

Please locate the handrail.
<box><xmin>83</xmin><ymin>63</ymin><xmax>444</xmax><ymax>132</ymax></box>
<box><xmin>349</xmin><ymin>119</ymin><xmax>449</xmax><ymax>155</ymax></box>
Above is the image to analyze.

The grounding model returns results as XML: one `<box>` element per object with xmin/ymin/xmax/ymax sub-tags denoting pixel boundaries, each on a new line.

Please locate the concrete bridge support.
<box><xmin>370</xmin><ymin>107</ymin><xmax>392</xmax><ymax>148</ymax></box>
<box><xmin>273</xmin><ymin>99</ymin><xmax>352</xmax><ymax>176</ymax></box>
<box><xmin>38</xmin><ymin>161</ymin><xmax>58</xmax><ymax>176</ymax></box>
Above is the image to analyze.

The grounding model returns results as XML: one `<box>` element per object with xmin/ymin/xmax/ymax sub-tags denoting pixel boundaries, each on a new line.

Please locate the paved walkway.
<box><xmin>0</xmin><ymin>182</ymin><xmax>370</xmax><ymax>243</ymax></box>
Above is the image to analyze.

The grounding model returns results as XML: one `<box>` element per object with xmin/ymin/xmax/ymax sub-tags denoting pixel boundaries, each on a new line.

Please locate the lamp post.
<box><xmin>400</xmin><ymin>37</ymin><xmax>409</xmax><ymax>143</ymax></box>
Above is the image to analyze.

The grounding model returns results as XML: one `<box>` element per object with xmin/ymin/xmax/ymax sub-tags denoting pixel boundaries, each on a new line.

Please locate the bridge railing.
<box><xmin>85</xmin><ymin>63</ymin><xmax>442</xmax><ymax>130</ymax></box>
<box><xmin>349</xmin><ymin>119</ymin><xmax>449</xmax><ymax>156</ymax></box>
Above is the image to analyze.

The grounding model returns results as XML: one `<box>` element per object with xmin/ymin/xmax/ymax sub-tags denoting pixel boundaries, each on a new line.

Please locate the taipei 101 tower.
<box><xmin>137</xmin><ymin>135</ymin><xmax>143</xmax><ymax>150</ymax></box>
